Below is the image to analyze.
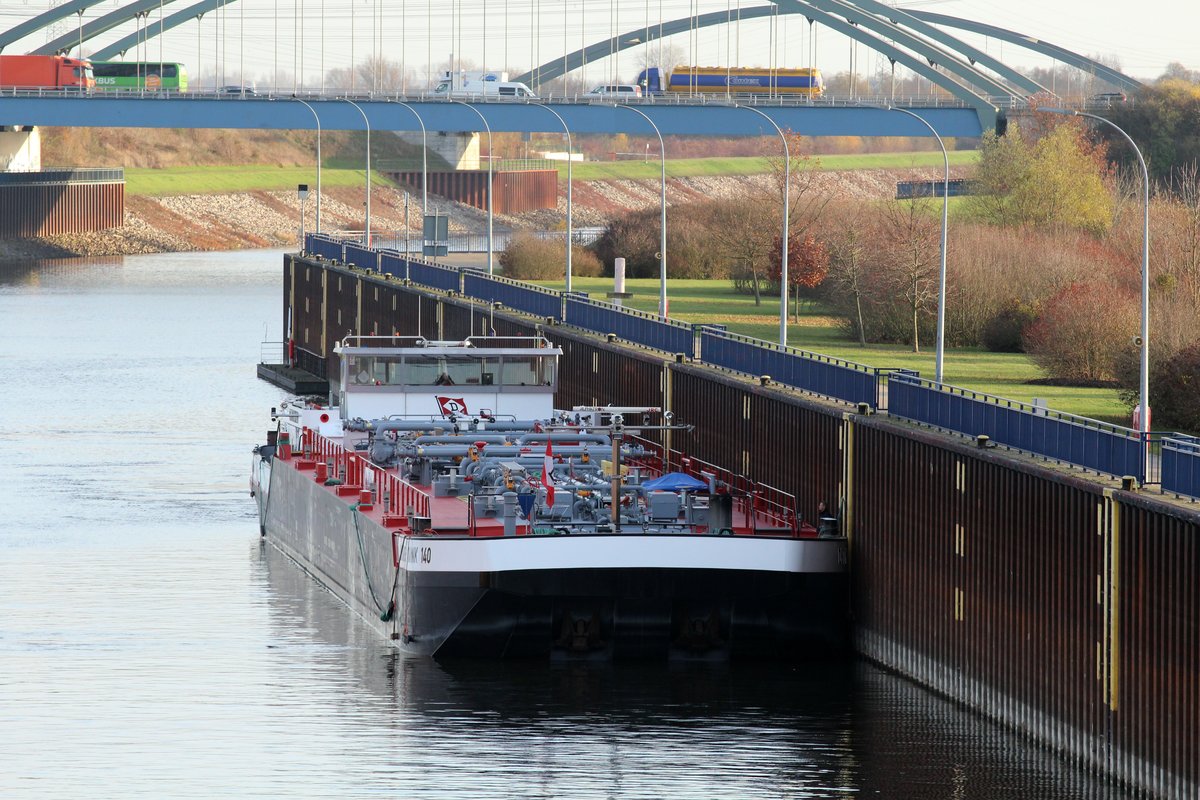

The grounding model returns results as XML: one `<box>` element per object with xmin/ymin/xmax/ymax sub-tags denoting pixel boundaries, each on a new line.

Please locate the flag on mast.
<box><xmin>543</xmin><ymin>440</ymin><xmax>556</xmax><ymax>507</ymax></box>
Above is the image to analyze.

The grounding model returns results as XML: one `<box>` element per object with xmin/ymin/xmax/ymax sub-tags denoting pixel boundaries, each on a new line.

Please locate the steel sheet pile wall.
<box><xmin>386</xmin><ymin>169</ymin><xmax>557</xmax><ymax>214</ymax></box>
<box><xmin>1115</xmin><ymin>500</ymin><xmax>1198</xmax><ymax>797</ymax></box>
<box><xmin>357</xmin><ymin>276</ymin><xmax>437</xmax><ymax>341</ymax></box>
<box><xmin>553</xmin><ymin>328</ymin><xmax>668</xmax><ymax>412</ymax></box>
<box><xmin>322</xmin><ymin>270</ymin><xmax>361</xmax><ymax>382</ymax></box>
<box><xmin>286</xmin><ymin>256</ymin><xmax>328</xmax><ymax>377</ymax></box>
<box><xmin>850</xmin><ymin>417</ymin><xmax>1198</xmax><ymax>799</ymax></box>
<box><xmin>670</xmin><ymin>367</ymin><xmax>842</xmax><ymax>524</ymax></box>
<box><xmin>0</xmin><ymin>171</ymin><xmax>123</xmax><ymax>237</ymax></box>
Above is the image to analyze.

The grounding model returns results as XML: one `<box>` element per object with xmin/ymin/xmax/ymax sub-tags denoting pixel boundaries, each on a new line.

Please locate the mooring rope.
<box><xmin>351</xmin><ymin>505</ymin><xmax>395</xmax><ymax>622</ymax></box>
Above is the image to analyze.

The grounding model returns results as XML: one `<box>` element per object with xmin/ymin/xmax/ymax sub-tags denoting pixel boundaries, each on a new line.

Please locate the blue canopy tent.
<box><xmin>642</xmin><ymin>472</ymin><xmax>708</xmax><ymax>492</ymax></box>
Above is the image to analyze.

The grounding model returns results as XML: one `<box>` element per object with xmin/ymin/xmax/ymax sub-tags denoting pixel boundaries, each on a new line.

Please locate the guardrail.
<box><xmin>259</xmin><ymin>340</ymin><xmax>286</xmax><ymax>364</ymax></box>
<box><xmin>699</xmin><ymin>327</ymin><xmax>907</xmax><ymax>410</ymax></box>
<box><xmin>887</xmin><ymin>372</ymin><xmax>1161</xmax><ymax>484</ymax></box>
<box><xmin>463</xmin><ymin>272</ymin><xmax>563</xmax><ymax>320</ymax></box>
<box><xmin>305</xmin><ymin>234</ymin><xmax>344</xmax><ymax>262</ymax></box>
<box><xmin>565</xmin><ymin>295</ymin><xmax>694</xmax><ymax>357</ymax></box>
<box><xmin>1162</xmin><ymin>436</ymin><xmax>1200</xmax><ymax>500</ymax></box>
<box><xmin>0</xmin><ymin>167</ymin><xmax>124</xmax><ymax>184</ymax></box>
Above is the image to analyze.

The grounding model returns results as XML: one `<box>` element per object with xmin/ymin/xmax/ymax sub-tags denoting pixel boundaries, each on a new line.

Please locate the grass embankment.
<box><xmin>555</xmin><ymin>150</ymin><xmax>979</xmax><ymax>180</ymax></box>
<box><xmin>124</xmin><ymin>165</ymin><xmax>393</xmax><ymax>196</ymax></box>
<box><xmin>534</xmin><ymin>276</ymin><xmax>1127</xmax><ymax>424</ymax></box>
<box><xmin>124</xmin><ymin>149</ymin><xmax>977</xmax><ymax>194</ymax></box>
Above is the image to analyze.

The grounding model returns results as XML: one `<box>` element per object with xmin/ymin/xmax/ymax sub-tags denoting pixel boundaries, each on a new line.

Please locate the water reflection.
<box><xmin>259</xmin><ymin>542</ymin><xmax>1130</xmax><ymax>800</ymax></box>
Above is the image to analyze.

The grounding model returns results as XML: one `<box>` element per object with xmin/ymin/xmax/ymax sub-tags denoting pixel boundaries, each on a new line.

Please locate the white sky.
<box><xmin>0</xmin><ymin>1</ymin><xmax>1193</xmax><ymax>87</ymax></box>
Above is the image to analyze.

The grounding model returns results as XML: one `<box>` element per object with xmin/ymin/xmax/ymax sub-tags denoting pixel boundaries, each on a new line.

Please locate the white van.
<box><xmin>587</xmin><ymin>84</ymin><xmax>642</xmax><ymax>99</ymax></box>
<box><xmin>433</xmin><ymin>70</ymin><xmax>537</xmax><ymax>99</ymax></box>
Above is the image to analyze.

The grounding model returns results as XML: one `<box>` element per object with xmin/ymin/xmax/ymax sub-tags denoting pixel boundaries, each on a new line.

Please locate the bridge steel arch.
<box><xmin>90</xmin><ymin>0</ymin><xmax>236</xmax><ymax>61</ymax></box>
<box><xmin>906</xmin><ymin>10</ymin><xmax>1143</xmax><ymax>94</ymax></box>
<box><xmin>0</xmin><ymin>0</ymin><xmax>108</xmax><ymax>54</ymax></box>
<box><xmin>517</xmin><ymin>2</ymin><xmax>1001</xmax><ymax>131</ymax></box>
<box><xmin>32</xmin><ymin>0</ymin><xmax>188</xmax><ymax>56</ymax></box>
<box><xmin>775</xmin><ymin>0</ymin><xmax>1014</xmax><ymax>100</ymax></box>
<box><xmin>837</xmin><ymin>0</ymin><xmax>1045</xmax><ymax>96</ymax></box>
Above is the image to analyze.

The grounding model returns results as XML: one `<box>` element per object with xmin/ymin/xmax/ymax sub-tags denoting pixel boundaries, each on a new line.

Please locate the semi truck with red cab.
<box><xmin>0</xmin><ymin>55</ymin><xmax>95</xmax><ymax>90</ymax></box>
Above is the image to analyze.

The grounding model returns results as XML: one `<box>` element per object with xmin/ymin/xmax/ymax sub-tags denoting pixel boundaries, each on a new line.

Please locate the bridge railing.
<box><xmin>886</xmin><ymin>372</ymin><xmax>1166</xmax><ymax>485</ymax></box>
<box><xmin>1162</xmin><ymin>436</ymin><xmax>1200</xmax><ymax>500</ymax></box>
<box><xmin>564</xmin><ymin>295</ymin><xmax>695</xmax><ymax>357</ymax></box>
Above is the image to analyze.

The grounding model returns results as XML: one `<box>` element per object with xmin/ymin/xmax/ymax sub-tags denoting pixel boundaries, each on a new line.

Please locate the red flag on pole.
<box><xmin>543</xmin><ymin>440</ymin><xmax>555</xmax><ymax>507</ymax></box>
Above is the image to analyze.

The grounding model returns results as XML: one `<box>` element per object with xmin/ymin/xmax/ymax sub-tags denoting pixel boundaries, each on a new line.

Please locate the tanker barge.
<box><xmin>251</xmin><ymin>334</ymin><xmax>847</xmax><ymax>659</ymax></box>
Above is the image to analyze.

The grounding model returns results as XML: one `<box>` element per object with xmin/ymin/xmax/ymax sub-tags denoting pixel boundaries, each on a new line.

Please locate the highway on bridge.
<box><xmin>0</xmin><ymin>91</ymin><xmax>988</xmax><ymax>138</ymax></box>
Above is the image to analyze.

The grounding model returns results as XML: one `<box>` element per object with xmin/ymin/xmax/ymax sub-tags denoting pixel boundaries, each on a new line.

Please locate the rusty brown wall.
<box><xmin>0</xmin><ymin>180</ymin><xmax>123</xmax><ymax>237</ymax></box>
<box><xmin>670</xmin><ymin>366</ymin><xmax>843</xmax><ymax>525</ymax></box>
<box><xmin>849</xmin><ymin>416</ymin><xmax>1199</xmax><ymax>798</ymax></box>
<box><xmin>386</xmin><ymin>169</ymin><xmax>557</xmax><ymax>213</ymax></box>
<box><xmin>287</xmin><ymin>259</ymin><xmax>1199</xmax><ymax>798</ymax></box>
<box><xmin>1114</xmin><ymin>500</ymin><xmax>1199</xmax><ymax>795</ymax></box>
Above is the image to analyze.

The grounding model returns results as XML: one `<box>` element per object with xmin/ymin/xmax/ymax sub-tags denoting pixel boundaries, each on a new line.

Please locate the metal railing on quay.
<box><xmin>698</xmin><ymin>327</ymin><xmax>908</xmax><ymax>410</ymax></box>
<box><xmin>0</xmin><ymin>167</ymin><xmax>124</xmax><ymax>184</ymax></box>
<box><xmin>1162</xmin><ymin>436</ymin><xmax>1200</xmax><ymax>500</ymax></box>
<box><xmin>565</xmin><ymin>295</ymin><xmax>695</xmax><ymax>357</ymax></box>
<box><xmin>886</xmin><ymin>372</ymin><xmax>1165</xmax><ymax>485</ymax></box>
<box><xmin>293</xmin><ymin>346</ymin><xmax>325</xmax><ymax>379</ymax></box>
<box><xmin>259</xmin><ymin>340</ymin><xmax>286</xmax><ymax>364</ymax></box>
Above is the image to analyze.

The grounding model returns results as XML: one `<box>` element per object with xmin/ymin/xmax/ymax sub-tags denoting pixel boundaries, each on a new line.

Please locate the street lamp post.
<box><xmin>886</xmin><ymin>105</ymin><xmax>949</xmax><ymax>383</ymax></box>
<box><xmin>389</xmin><ymin>100</ymin><xmax>429</xmax><ymax>219</ymax></box>
<box><xmin>736</xmin><ymin>104</ymin><xmax>789</xmax><ymax>346</ymax></box>
<box><xmin>341</xmin><ymin>98</ymin><xmax>372</xmax><ymax>244</ymax></box>
<box><xmin>535</xmin><ymin>104</ymin><xmax>574</xmax><ymax>292</ymax></box>
<box><xmin>1043</xmin><ymin>107</ymin><xmax>1151</xmax><ymax>446</ymax></box>
<box><xmin>450</xmin><ymin>100</ymin><xmax>495</xmax><ymax>274</ymax></box>
<box><xmin>292</xmin><ymin>98</ymin><xmax>322</xmax><ymax>233</ymax></box>
<box><xmin>297</xmin><ymin>183</ymin><xmax>309</xmax><ymax>247</ymax></box>
<box><xmin>616</xmin><ymin>104</ymin><xmax>668</xmax><ymax>319</ymax></box>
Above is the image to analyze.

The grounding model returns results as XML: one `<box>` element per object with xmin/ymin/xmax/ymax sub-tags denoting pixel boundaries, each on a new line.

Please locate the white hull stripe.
<box><xmin>399</xmin><ymin>534</ymin><xmax>845</xmax><ymax>574</ymax></box>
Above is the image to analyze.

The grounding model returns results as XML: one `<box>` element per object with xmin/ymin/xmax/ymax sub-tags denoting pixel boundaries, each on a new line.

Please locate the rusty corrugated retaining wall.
<box><xmin>386</xmin><ymin>169</ymin><xmax>557</xmax><ymax>214</ymax></box>
<box><xmin>285</xmin><ymin>258</ymin><xmax>1198</xmax><ymax>798</ymax></box>
<box><xmin>0</xmin><ymin>168</ymin><xmax>124</xmax><ymax>238</ymax></box>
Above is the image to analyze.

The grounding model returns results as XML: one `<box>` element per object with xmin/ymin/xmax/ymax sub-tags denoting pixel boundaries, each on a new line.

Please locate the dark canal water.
<box><xmin>0</xmin><ymin>252</ymin><xmax>1132</xmax><ymax>798</ymax></box>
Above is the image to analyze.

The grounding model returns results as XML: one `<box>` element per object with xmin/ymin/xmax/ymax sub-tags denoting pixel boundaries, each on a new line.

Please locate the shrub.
<box><xmin>981</xmin><ymin>300</ymin><xmax>1037</xmax><ymax>352</ymax></box>
<box><xmin>1151</xmin><ymin>346</ymin><xmax>1200</xmax><ymax>433</ymax></box>
<box><xmin>1116</xmin><ymin>344</ymin><xmax>1200</xmax><ymax>432</ymax></box>
<box><xmin>499</xmin><ymin>234</ymin><xmax>601</xmax><ymax>281</ymax></box>
<box><xmin>1023</xmin><ymin>283</ymin><xmax>1137</xmax><ymax>382</ymax></box>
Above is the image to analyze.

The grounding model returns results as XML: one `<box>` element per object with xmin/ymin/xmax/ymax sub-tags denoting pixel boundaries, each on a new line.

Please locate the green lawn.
<box><xmin>124</xmin><ymin>148</ymin><xmax>977</xmax><ymax>193</ymax></box>
<box><xmin>555</xmin><ymin>150</ymin><xmax>978</xmax><ymax>180</ymax></box>
<box><xmin>124</xmin><ymin>165</ymin><xmax>392</xmax><ymax>196</ymax></box>
<box><xmin>534</xmin><ymin>276</ymin><xmax>1128</xmax><ymax>424</ymax></box>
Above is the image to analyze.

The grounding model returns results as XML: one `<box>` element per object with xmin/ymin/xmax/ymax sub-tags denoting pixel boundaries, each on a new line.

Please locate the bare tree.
<box><xmin>766</xmin><ymin>132</ymin><xmax>833</xmax><ymax>237</ymax></box>
<box><xmin>705</xmin><ymin>196</ymin><xmax>777</xmax><ymax>305</ymax></box>
<box><xmin>878</xmin><ymin>196</ymin><xmax>941</xmax><ymax>351</ymax></box>
<box><xmin>823</xmin><ymin>207</ymin><xmax>872</xmax><ymax>345</ymax></box>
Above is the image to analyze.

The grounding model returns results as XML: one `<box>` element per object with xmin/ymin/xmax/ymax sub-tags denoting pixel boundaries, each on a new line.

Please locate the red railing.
<box><xmin>293</xmin><ymin>427</ymin><xmax>431</xmax><ymax>522</ymax></box>
<box><xmin>628</xmin><ymin>435</ymin><xmax>801</xmax><ymax>536</ymax></box>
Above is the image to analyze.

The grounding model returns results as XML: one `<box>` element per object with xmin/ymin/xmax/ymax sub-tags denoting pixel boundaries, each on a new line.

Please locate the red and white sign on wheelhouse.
<box><xmin>436</xmin><ymin>396</ymin><xmax>469</xmax><ymax>416</ymax></box>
